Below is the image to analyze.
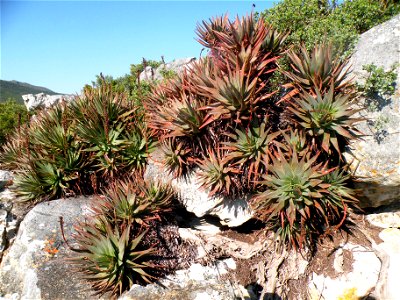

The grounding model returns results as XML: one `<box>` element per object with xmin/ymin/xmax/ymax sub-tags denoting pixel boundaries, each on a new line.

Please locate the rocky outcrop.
<box><xmin>0</xmin><ymin>171</ymin><xmax>12</xmax><ymax>190</ymax></box>
<box><xmin>345</xmin><ymin>14</ymin><xmax>400</xmax><ymax>208</ymax></box>
<box><xmin>144</xmin><ymin>153</ymin><xmax>253</xmax><ymax>227</ymax></box>
<box><xmin>22</xmin><ymin>93</ymin><xmax>75</xmax><ymax>111</ymax></box>
<box><xmin>0</xmin><ymin>187</ymin><xmax>19</xmax><ymax>261</ymax></box>
<box><xmin>120</xmin><ymin>259</ymin><xmax>254</xmax><ymax>300</ymax></box>
<box><xmin>0</xmin><ymin>197</ymin><xmax>94</xmax><ymax>299</ymax></box>
<box><xmin>139</xmin><ymin>57</ymin><xmax>196</xmax><ymax>82</ymax></box>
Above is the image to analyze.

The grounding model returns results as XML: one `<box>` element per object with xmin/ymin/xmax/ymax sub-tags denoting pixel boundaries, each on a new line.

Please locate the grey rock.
<box><xmin>345</xmin><ymin>15</ymin><xmax>400</xmax><ymax>208</ymax></box>
<box><xmin>0</xmin><ymin>197</ymin><xmax>94</xmax><ymax>299</ymax></box>
<box><xmin>0</xmin><ymin>171</ymin><xmax>13</xmax><ymax>190</ymax></box>
<box><xmin>144</xmin><ymin>154</ymin><xmax>253</xmax><ymax>227</ymax></box>
<box><xmin>22</xmin><ymin>93</ymin><xmax>75</xmax><ymax>111</ymax></box>
<box><xmin>120</xmin><ymin>259</ymin><xmax>256</xmax><ymax>300</ymax></box>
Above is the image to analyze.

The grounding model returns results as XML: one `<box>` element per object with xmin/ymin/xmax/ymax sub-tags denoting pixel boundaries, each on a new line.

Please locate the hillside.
<box><xmin>0</xmin><ymin>80</ymin><xmax>59</xmax><ymax>103</ymax></box>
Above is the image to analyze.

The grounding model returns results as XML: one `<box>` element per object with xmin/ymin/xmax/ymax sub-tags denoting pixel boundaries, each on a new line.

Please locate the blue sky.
<box><xmin>1</xmin><ymin>1</ymin><xmax>277</xmax><ymax>94</ymax></box>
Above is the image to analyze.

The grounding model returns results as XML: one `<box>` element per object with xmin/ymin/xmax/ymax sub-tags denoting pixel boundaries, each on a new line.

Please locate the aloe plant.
<box><xmin>224</xmin><ymin>121</ymin><xmax>282</xmax><ymax>187</ymax></box>
<box><xmin>283</xmin><ymin>43</ymin><xmax>352</xmax><ymax>95</ymax></box>
<box><xmin>251</xmin><ymin>149</ymin><xmax>355</xmax><ymax>249</ymax></box>
<box><xmin>289</xmin><ymin>86</ymin><xmax>361</xmax><ymax>154</ymax></box>
<box><xmin>196</xmin><ymin>148</ymin><xmax>239</xmax><ymax>196</ymax></box>
<box><xmin>73</xmin><ymin>223</ymin><xmax>155</xmax><ymax>296</ymax></box>
<box><xmin>160</xmin><ymin>138</ymin><xmax>191</xmax><ymax>177</ymax></box>
<box><xmin>92</xmin><ymin>180</ymin><xmax>173</xmax><ymax>227</ymax></box>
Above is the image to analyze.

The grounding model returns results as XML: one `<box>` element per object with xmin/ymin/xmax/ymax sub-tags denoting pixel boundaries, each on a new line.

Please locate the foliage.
<box><xmin>0</xmin><ymin>82</ymin><xmax>155</xmax><ymax>202</ymax></box>
<box><xmin>73</xmin><ymin>224</ymin><xmax>156</xmax><ymax>296</ymax></box>
<box><xmin>72</xmin><ymin>178</ymin><xmax>175</xmax><ymax>296</ymax></box>
<box><xmin>145</xmin><ymin>14</ymin><xmax>360</xmax><ymax>250</ymax></box>
<box><xmin>259</xmin><ymin>0</ymin><xmax>400</xmax><ymax>56</ymax></box>
<box><xmin>251</xmin><ymin>150</ymin><xmax>357</xmax><ymax>249</ymax></box>
<box><xmin>358</xmin><ymin>63</ymin><xmax>398</xmax><ymax>98</ymax></box>
<box><xmin>0</xmin><ymin>99</ymin><xmax>28</xmax><ymax>145</ymax></box>
<box><xmin>288</xmin><ymin>86</ymin><xmax>361</xmax><ymax>155</ymax></box>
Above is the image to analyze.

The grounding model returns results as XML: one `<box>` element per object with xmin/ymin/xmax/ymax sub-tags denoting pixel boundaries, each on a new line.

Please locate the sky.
<box><xmin>1</xmin><ymin>1</ymin><xmax>277</xmax><ymax>94</ymax></box>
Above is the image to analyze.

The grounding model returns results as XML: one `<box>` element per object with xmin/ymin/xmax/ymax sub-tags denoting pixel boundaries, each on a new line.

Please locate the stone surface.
<box><xmin>120</xmin><ymin>259</ymin><xmax>255</xmax><ymax>300</ymax></box>
<box><xmin>0</xmin><ymin>197</ymin><xmax>94</xmax><ymax>299</ymax></box>
<box><xmin>308</xmin><ymin>243</ymin><xmax>381</xmax><ymax>300</ymax></box>
<box><xmin>139</xmin><ymin>57</ymin><xmax>196</xmax><ymax>82</ymax></box>
<box><xmin>366</xmin><ymin>202</ymin><xmax>400</xmax><ymax>229</ymax></box>
<box><xmin>0</xmin><ymin>171</ymin><xmax>13</xmax><ymax>190</ymax></box>
<box><xmin>145</xmin><ymin>155</ymin><xmax>253</xmax><ymax>227</ymax></box>
<box><xmin>377</xmin><ymin>228</ymin><xmax>400</xmax><ymax>300</ymax></box>
<box><xmin>345</xmin><ymin>15</ymin><xmax>400</xmax><ymax>208</ymax></box>
<box><xmin>0</xmin><ymin>188</ymin><xmax>17</xmax><ymax>260</ymax></box>
<box><xmin>22</xmin><ymin>93</ymin><xmax>75</xmax><ymax>111</ymax></box>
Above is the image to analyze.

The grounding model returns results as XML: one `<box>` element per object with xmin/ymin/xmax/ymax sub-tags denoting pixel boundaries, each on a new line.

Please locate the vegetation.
<box><xmin>0</xmin><ymin>81</ymin><xmax>155</xmax><ymax>201</ymax></box>
<box><xmin>0</xmin><ymin>100</ymin><xmax>28</xmax><ymax>145</ymax></box>
<box><xmin>72</xmin><ymin>179</ymin><xmax>174</xmax><ymax>296</ymax></box>
<box><xmin>1</xmin><ymin>3</ymin><xmax>396</xmax><ymax>295</ymax></box>
<box><xmin>146</xmin><ymin>14</ymin><xmax>360</xmax><ymax>249</ymax></box>
<box><xmin>259</xmin><ymin>0</ymin><xmax>400</xmax><ymax>55</ymax></box>
<box><xmin>358</xmin><ymin>63</ymin><xmax>398</xmax><ymax>111</ymax></box>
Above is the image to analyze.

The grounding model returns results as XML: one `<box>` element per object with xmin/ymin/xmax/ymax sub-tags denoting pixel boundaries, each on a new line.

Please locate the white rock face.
<box><xmin>120</xmin><ymin>259</ymin><xmax>256</xmax><ymax>300</ymax></box>
<box><xmin>22</xmin><ymin>93</ymin><xmax>75</xmax><ymax>111</ymax></box>
<box><xmin>0</xmin><ymin>197</ymin><xmax>94</xmax><ymax>299</ymax></box>
<box><xmin>139</xmin><ymin>57</ymin><xmax>196</xmax><ymax>82</ymax></box>
<box><xmin>378</xmin><ymin>228</ymin><xmax>400</xmax><ymax>300</ymax></box>
<box><xmin>144</xmin><ymin>157</ymin><xmax>253</xmax><ymax>227</ymax></box>
<box><xmin>345</xmin><ymin>14</ymin><xmax>400</xmax><ymax>208</ymax></box>
<box><xmin>308</xmin><ymin>243</ymin><xmax>381</xmax><ymax>300</ymax></box>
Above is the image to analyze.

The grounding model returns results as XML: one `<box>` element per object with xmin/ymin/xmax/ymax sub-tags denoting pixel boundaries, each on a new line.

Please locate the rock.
<box><xmin>0</xmin><ymin>171</ymin><xmax>13</xmax><ymax>190</ymax></box>
<box><xmin>173</xmin><ymin>172</ymin><xmax>253</xmax><ymax>227</ymax></box>
<box><xmin>377</xmin><ymin>228</ymin><xmax>400</xmax><ymax>300</ymax></box>
<box><xmin>22</xmin><ymin>93</ymin><xmax>75</xmax><ymax>111</ymax></box>
<box><xmin>366</xmin><ymin>202</ymin><xmax>400</xmax><ymax>229</ymax></box>
<box><xmin>139</xmin><ymin>57</ymin><xmax>196</xmax><ymax>82</ymax></box>
<box><xmin>144</xmin><ymin>155</ymin><xmax>253</xmax><ymax>227</ymax></box>
<box><xmin>119</xmin><ymin>259</ymin><xmax>255</xmax><ymax>300</ymax></box>
<box><xmin>0</xmin><ymin>197</ymin><xmax>94</xmax><ymax>299</ymax></box>
<box><xmin>0</xmin><ymin>188</ymin><xmax>17</xmax><ymax>260</ymax></box>
<box><xmin>308</xmin><ymin>243</ymin><xmax>381</xmax><ymax>300</ymax></box>
<box><xmin>345</xmin><ymin>15</ymin><xmax>400</xmax><ymax>208</ymax></box>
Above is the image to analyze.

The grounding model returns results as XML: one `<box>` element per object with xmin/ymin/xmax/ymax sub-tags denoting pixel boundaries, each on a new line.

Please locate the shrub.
<box><xmin>0</xmin><ymin>82</ymin><xmax>155</xmax><ymax>202</ymax></box>
<box><xmin>251</xmin><ymin>150</ymin><xmax>357</xmax><ymax>249</ymax></box>
<box><xmin>259</xmin><ymin>0</ymin><xmax>400</xmax><ymax>56</ymax></box>
<box><xmin>72</xmin><ymin>178</ymin><xmax>175</xmax><ymax>296</ymax></box>
<box><xmin>0</xmin><ymin>99</ymin><xmax>28</xmax><ymax>145</ymax></box>
<box><xmin>146</xmin><ymin>14</ymin><xmax>360</xmax><ymax>250</ymax></box>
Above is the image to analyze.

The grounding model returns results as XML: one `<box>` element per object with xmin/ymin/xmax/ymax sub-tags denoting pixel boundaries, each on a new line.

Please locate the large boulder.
<box><xmin>22</xmin><ymin>93</ymin><xmax>75</xmax><ymax>111</ymax></box>
<box><xmin>144</xmin><ymin>153</ymin><xmax>253</xmax><ymax>227</ymax></box>
<box><xmin>345</xmin><ymin>15</ymin><xmax>400</xmax><ymax>208</ymax></box>
<box><xmin>0</xmin><ymin>197</ymin><xmax>94</xmax><ymax>299</ymax></box>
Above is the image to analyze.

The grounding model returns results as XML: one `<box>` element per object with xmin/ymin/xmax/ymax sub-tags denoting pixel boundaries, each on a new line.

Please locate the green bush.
<box><xmin>0</xmin><ymin>99</ymin><xmax>28</xmax><ymax>145</ymax></box>
<box><xmin>259</xmin><ymin>0</ymin><xmax>400</xmax><ymax>56</ymax></box>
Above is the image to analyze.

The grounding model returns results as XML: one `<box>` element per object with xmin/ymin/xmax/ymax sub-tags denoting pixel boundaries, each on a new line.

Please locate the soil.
<box><xmin>140</xmin><ymin>215</ymin><xmax>198</xmax><ymax>279</ymax></box>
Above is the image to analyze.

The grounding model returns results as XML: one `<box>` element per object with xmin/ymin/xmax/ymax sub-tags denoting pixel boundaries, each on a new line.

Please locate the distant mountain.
<box><xmin>0</xmin><ymin>80</ymin><xmax>60</xmax><ymax>104</ymax></box>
